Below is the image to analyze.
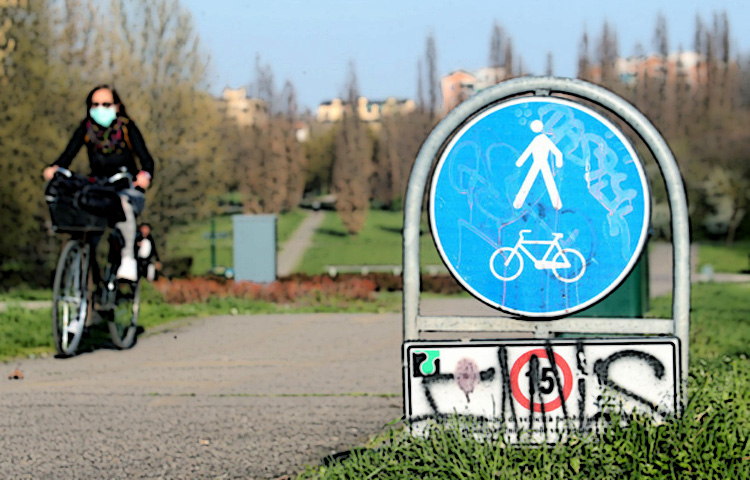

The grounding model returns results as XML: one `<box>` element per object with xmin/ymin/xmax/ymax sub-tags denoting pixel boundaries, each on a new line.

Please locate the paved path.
<box><xmin>0</xmin><ymin>311</ymin><xmax>404</xmax><ymax>479</ymax></box>
<box><xmin>277</xmin><ymin>211</ymin><xmax>325</xmax><ymax>277</ymax></box>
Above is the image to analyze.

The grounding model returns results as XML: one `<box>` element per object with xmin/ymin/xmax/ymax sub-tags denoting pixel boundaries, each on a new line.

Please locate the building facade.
<box><xmin>440</xmin><ymin>67</ymin><xmax>506</xmax><ymax>115</ymax></box>
<box><xmin>220</xmin><ymin>87</ymin><xmax>269</xmax><ymax>127</ymax></box>
<box><xmin>316</xmin><ymin>96</ymin><xmax>416</xmax><ymax>123</ymax></box>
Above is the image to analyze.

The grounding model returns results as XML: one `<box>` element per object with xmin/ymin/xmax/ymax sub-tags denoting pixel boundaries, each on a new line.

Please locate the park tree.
<box><xmin>596</xmin><ymin>21</ymin><xmax>619</xmax><ymax>90</ymax></box>
<box><xmin>0</xmin><ymin>0</ymin><xmax>62</xmax><ymax>285</ymax></box>
<box><xmin>332</xmin><ymin>62</ymin><xmax>373</xmax><ymax>234</ymax></box>
<box><xmin>281</xmin><ymin>80</ymin><xmax>307</xmax><ymax>211</ymax></box>
<box><xmin>545</xmin><ymin>51</ymin><xmax>554</xmax><ymax>76</ymax></box>
<box><xmin>371</xmin><ymin>118</ymin><xmax>398</xmax><ymax>208</ymax></box>
<box><xmin>238</xmin><ymin>55</ymin><xmax>288</xmax><ymax>214</ymax></box>
<box><xmin>650</xmin><ymin>13</ymin><xmax>669</xmax><ymax>129</ymax></box>
<box><xmin>304</xmin><ymin>124</ymin><xmax>337</xmax><ymax>196</ymax></box>
<box><xmin>425</xmin><ymin>32</ymin><xmax>439</xmax><ymax>119</ymax></box>
<box><xmin>575</xmin><ymin>12</ymin><xmax>750</xmax><ymax>243</ymax></box>
<box><xmin>488</xmin><ymin>22</ymin><xmax>505</xmax><ymax>83</ymax></box>
<box><xmin>234</xmin><ymin>57</ymin><xmax>306</xmax><ymax>214</ymax></box>
<box><xmin>577</xmin><ymin>28</ymin><xmax>591</xmax><ymax>80</ymax></box>
<box><xmin>416</xmin><ymin>58</ymin><xmax>425</xmax><ymax>113</ymax></box>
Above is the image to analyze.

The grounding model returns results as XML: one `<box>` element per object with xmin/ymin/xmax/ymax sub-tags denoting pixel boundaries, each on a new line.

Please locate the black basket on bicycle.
<box><xmin>45</xmin><ymin>170</ymin><xmax>126</xmax><ymax>233</ymax></box>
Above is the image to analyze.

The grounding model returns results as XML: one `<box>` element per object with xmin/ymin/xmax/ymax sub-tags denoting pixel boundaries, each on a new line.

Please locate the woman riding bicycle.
<box><xmin>43</xmin><ymin>85</ymin><xmax>155</xmax><ymax>282</ymax></box>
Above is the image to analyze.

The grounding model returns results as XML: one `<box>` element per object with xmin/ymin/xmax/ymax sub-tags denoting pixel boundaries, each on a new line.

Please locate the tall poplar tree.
<box><xmin>332</xmin><ymin>62</ymin><xmax>372</xmax><ymax>234</ymax></box>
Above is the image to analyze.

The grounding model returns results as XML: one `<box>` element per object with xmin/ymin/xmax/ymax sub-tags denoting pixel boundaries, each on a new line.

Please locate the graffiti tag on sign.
<box><xmin>404</xmin><ymin>338</ymin><xmax>680</xmax><ymax>443</ymax></box>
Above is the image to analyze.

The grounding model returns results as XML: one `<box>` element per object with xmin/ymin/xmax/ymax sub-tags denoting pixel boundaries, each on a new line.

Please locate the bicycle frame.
<box><xmin>508</xmin><ymin>230</ymin><xmax>571</xmax><ymax>270</ymax></box>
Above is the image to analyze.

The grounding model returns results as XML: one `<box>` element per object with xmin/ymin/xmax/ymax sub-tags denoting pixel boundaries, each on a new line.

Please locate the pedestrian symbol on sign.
<box><xmin>513</xmin><ymin>120</ymin><xmax>564</xmax><ymax>210</ymax></box>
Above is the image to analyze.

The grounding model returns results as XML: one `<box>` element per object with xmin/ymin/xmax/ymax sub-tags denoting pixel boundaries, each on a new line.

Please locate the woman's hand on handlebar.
<box><xmin>43</xmin><ymin>165</ymin><xmax>60</xmax><ymax>181</ymax></box>
<box><xmin>133</xmin><ymin>170</ymin><xmax>151</xmax><ymax>190</ymax></box>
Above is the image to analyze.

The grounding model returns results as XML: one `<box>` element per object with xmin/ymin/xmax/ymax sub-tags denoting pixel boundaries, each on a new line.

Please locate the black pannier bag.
<box><xmin>45</xmin><ymin>172</ymin><xmax>125</xmax><ymax>233</ymax></box>
<box><xmin>77</xmin><ymin>184</ymin><xmax>126</xmax><ymax>223</ymax></box>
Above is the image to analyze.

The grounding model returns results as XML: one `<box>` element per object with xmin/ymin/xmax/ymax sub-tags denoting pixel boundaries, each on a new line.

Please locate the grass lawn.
<box><xmin>299</xmin><ymin>282</ymin><xmax>750</xmax><ymax>479</ymax></box>
<box><xmin>297</xmin><ymin>210</ymin><xmax>445</xmax><ymax>274</ymax></box>
<box><xmin>0</xmin><ymin>282</ymin><xmax>403</xmax><ymax>362</ymax></box>
<box><xmin>698</xmin><ymin>240</ymin><xmax>750</xmax><ymax>274</ymax></box>
<box><xmin>165</xmin><ymin>209</ymin><xmax>307</xmax><ymax>275</ymax></box>
<box><xmin>0</xmin><ymin>288</ymin><xmax>50</xmax><ymax>301</ymax></box>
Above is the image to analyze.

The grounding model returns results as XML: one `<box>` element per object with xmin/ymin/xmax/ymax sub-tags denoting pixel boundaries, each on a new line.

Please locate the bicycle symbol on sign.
<box><xmin>489</xmin><ymin>230</ymin><xmax>586</xmax><ymax>283</ymax></box>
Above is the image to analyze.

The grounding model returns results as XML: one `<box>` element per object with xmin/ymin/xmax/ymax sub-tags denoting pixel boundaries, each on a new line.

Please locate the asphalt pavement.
<box><xmin>0</xmin><ymin>312</ymin><xmax>404</xmax><ymax>479</ymax></box>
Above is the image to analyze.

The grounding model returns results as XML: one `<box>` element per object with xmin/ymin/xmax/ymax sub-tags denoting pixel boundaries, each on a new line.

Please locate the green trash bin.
<box><xmin>572</xmin><ymin>253</ymin><xmax>650</xmax><ymax>318</ymax></box>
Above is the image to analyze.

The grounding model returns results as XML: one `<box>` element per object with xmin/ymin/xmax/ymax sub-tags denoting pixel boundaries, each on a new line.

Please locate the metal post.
<box><xmin>210</xmin><ymin>214</ymin><xmax>217</xmax><ymax>271</ymax></box>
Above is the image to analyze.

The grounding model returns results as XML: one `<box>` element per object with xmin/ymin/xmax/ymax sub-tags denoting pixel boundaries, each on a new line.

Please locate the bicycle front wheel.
<box><xmin>52</xmin><ymin>240</ymin><xmax>90</xmax><ymax>356</ymax></box>
<box><xmin>108</xmin><ymin>280</ymin><xmax>141</xmax><ymax>349</ymax></box>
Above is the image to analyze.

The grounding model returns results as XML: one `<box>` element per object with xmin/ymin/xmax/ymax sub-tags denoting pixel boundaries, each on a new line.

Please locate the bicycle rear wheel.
<box><xmin>52</xmin><ymin>240</ymin><xmax>90</xmax><ymax>356</ymax></box>
<box><xmin>490</xmin><ymin>247</ymin><xmax>524</xmax><ymax>281</ymax></box>
<box><xmin>108</xmin><ymin>280</ymin><xmax>141</xmax><ymax>349</ymax></box>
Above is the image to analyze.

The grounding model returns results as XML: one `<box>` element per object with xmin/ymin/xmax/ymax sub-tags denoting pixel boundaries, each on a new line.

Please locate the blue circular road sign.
<box><xmin>429</xmin><ymin>97</ymin><xmax>651</xmax><ymax>317</ymax></box>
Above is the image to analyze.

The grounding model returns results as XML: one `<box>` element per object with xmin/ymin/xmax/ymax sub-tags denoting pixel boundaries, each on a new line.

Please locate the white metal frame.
<box><xmin>402</xmin><ymin>76</ymin><xmax>690</xmax><ymax>394</ymax></box>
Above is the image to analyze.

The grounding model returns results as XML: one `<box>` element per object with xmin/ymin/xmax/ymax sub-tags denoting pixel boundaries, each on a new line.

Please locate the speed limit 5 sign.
<box><xmin>404</xmin><ymin>338</ymin><xmax>680</xmax><ymax>443</ymax></box>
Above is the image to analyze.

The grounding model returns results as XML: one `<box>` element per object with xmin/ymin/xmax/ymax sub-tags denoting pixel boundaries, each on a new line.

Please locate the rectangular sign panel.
<box><xmin>404</xmin><ymin>338</ymin><xmax>680</xmax><ymax>443</ymax></box>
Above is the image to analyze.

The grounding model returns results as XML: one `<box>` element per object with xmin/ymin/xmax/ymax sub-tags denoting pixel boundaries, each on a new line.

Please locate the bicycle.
<box><xmin>46</xmin><ymin>167</ymin><xmax>141</xmax><ymax>356</ymax></box>
<box><xmin>489</xmin><ymin>229</ymin><xmax>586</xmax><ymax>283</ymax></box>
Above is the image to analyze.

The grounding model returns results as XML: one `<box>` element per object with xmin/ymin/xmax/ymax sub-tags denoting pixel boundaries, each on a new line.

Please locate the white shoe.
<box><xmin>116</xmin><ymin>258</ymin><xmax>138</xmax><ymax>282</ymax></box>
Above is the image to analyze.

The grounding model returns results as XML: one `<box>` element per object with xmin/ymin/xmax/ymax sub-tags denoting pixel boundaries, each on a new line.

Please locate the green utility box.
<box><xmin>573</xmin><ymin>253</ymin><xmax>650</xmax><ymax>318</ymax></box>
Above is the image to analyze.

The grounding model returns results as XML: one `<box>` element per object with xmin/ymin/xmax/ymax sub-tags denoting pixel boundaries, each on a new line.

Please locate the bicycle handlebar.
<box><xmin>56</xmin><ymin>167</ymin><xmax>73</xmax><ymax>178</ymax></box>
<box><xmin>55</xmin><ymin>167</ymin><xmax>133</xmax><ymax>186</ymax></box>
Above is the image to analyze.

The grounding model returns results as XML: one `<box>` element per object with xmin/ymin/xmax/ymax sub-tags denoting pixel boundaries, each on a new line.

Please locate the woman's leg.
<box><xmin>115</xmin><ymin>195</ymin><xmax>138</xmax><ymax>281</ymax></box>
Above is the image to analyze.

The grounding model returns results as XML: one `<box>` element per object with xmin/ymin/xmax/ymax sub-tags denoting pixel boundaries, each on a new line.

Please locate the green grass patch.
<box><xmin>165</xmin><ymin>209</ymin><xmax>307</xmax><ymax>275</ymax></box>
<box><xmin>0</xmin><ymin>288</ymin><xmax>50</xmax><ymax>301</ymax></box>
<box><xmin>300</xmin><ymin>282</ymin><xmax>750</xmax><ymax>479</ymax></box>
<box><xmin>0</xmin><ymin>305</ymin><xmax>55</xmax><ymax>360</ymax></box>
<box><xmin>298</xmin><ymin>210</ymin><xmax>444</xmax><ymax>274</ymax></box>
<box><xmin>300</xmin><ymin>364</ymin><xmax>749</xmax><ymax>479</ymax></box>
<box><xmin>698</xmin><ymin>240</ymin><xmax>750</xmax><ymax>274</ymax></box>
<box><xmin>0</xmin><ymin>283</ymin><xmax>402</xmax><ymax>362</ymax></box>
<box><xmin>649</xmin><ymin>282</ymin><xmax>750</xmax><ymax>360</ymax></box>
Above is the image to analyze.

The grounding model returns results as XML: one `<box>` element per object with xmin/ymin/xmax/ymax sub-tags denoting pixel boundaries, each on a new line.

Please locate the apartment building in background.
<box><xmin>440</xmin><ymin>66</ymin><xmax>506</xmax><ymax>115</ymax></box>
<box><xmin>220</xmin><ymin>87</ymin><xmax>269</xmax><ymax>127</ymax></box>
<box><xmin>316</xmin><ymin>96</ymin><xmax>417</xmax><ymax>123</ymax></box>
<box><xmin>583</xmin><ymin>51</ymin><xmax>711</xmax><ymax>88</ymax></box>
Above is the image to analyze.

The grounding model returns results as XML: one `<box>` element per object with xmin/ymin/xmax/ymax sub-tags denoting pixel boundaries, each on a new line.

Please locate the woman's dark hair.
<box><xmin>85</xmin><ymin>85</ymin><xmax>129</xmax><ymax>118</ymax></box>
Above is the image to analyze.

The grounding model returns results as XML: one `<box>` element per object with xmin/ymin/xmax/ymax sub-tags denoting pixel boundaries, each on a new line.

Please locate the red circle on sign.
<box><xmin>510</xmin><ymin>349</ymin><xmax>574</xmax><ymax>412</ymax></box>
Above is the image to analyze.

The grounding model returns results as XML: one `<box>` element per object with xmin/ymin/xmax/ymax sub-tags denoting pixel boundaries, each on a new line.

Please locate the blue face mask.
<box><xmin>90</xmin><ymin>106</ymin><xmax>117</xmax><ymax>127</ymax></box>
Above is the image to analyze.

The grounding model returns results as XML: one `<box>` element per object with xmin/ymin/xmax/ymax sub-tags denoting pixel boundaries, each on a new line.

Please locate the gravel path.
<box><xmin>277</xmin><ymin>211</ymin><xmax>325</xmax><ymax>277</ymax></box>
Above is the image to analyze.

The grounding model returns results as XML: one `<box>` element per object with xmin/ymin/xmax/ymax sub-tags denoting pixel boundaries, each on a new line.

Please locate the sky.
<box><xmin>181</xmin><ymin>0</ymin><xmax>750</xmax><ymax>111</ymax></box>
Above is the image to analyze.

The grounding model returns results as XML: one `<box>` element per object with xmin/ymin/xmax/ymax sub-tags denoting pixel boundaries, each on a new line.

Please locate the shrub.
<box><xmin>152</xmin><ymin>275</ymin><xmax>377</xmax><ymax>305</ymax></box>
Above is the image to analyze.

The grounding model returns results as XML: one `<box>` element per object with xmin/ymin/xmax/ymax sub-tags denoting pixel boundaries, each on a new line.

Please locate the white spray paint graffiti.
<box><xmin>405</xmin><ymin>339</ymin><xmax>680</xmax><ymax>443</ymax></box>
